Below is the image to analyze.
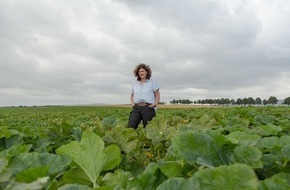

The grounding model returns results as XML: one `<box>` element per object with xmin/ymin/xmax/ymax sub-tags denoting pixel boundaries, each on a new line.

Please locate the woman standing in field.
<box><xmin>128</xmin><ymin>63</ymin><xmax>160</xmax><ymax>129</ymax></box>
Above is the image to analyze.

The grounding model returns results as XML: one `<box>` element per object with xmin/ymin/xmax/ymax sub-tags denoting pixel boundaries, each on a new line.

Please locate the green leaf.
<box><xmin>0</xmin><ymin>144</ymin><xmax>32</xmax><ymax>161</ymax></box>
<box><xmin>0</xmin><ymin>129</ymin><xmax>19</xmax><ymax>139</ymax></box>
<box><xmin>171</xmin><ymin>131</ymin><xmax>212</xmax><ymax>165</ymax></box>
<box><xmin>15</xmin><ymin>166</ymin><xmax>49</xmax><ymax>183</ymax></box>
<box><xmin>156</xmin><ymin>177</ymin><xmax>192</xmax><ymax>190</ymax></box>
<box><xmin>103</xmin><ymin>145</ymin><xmax>122</xmax><ymax>171</ymax></box>
<box><xmin>59</xmin><ymin>184</ymin><xmax>93</xmax><ymax>190</ymax></box>
<box><xmin>3</xmin><ymin>134</ymin><xmax>23</xmax><ymax>149</ymax></box>
<box><xmin>158</xmin><ymin>160</ymin><xmax>183</xmax><ymax>177</ymax></box>
<box><xmin>258</xmin><ymin>173</ymin><xmax>290</xmax><ymax>190</ymax></box>
<box><xmin>230</xmin><ymin>145</ymin><xmax>263</xmax><ymax>168</ymax></box>
<box><xmin>104</xmin><ymin>127</ymin><xmax>139</xmax><ymax>154</ymax></box>
<box><xmin>190</xmin><ymin>164</ymin><xmax>258</xmax><ymax>190</ymax></box>
<box><xmin>279</xmin><ymin>135</ymin><xmax>290</xmax><ymax>147</ymax></box>
<box><xmin>226</xmin><ymin>131</ymin><xmax>261</xmax><ymax>146</ymax></box>
<box><xmin>281</xmin><ymin>145</ymin><xmax>290</xmax><ymax>160</ymax></box>
<box><xmin>255</xmin><ymin>124</ymin><xmax>282</xmax><ymax>136</ymax></box>
<box><xmin>0</xmin><ymin>158</ymin><xmax>12</xmax><ymax>182</ymax></box>
<box><xmin>127</xmin><ymin>163</ymin><xmax>166</xmax><ymax>190</ymax></box>
<box><xmin>6</xmin><ymin>177</ymin><xmax>49</xmax><ymax>190</ymax></box>
<box><xmin>224</xmin><ymin>116</ymin><xmax>250</xmax><ymax>132</ymax></box>
<box><xmin>146</xmin><ymin>116</ymin><xmax>173</xmax><ymax>146</ymax></box>
<box><xmin>256</xmin><ymin>154</ymin><xmax>283</xmax><ymax>179</ymax></box>
<box><xmin>63</xmin><ymin>167</ymin><xmax>92</xmax><ymax>186</ymax></box>
<box><xmin>102</xmin><ymin>116</ymin><xmax>117</xmax><ymax>128</ymax></box>
<box><xmin>9</xmin><ymin>152</ymin><xmax>71</xmax><ymax>175</ymax></box>
<box><xmin>257</xmin><ymin>137</ymin><xmax>280</xmax><ymax>149</ymax></box>
<box><xmin>56</xmin><ymin>130</ymin><xmax>121</xmax><ymax>188</ymax></box>
<box><xmin>71</xmin><ymin>127</ymin><xmax>82</xmax><ymax>141</ymax></box>
<box><xmin>101</xmin><ymin>169</ymin><xmax>133</xmax><ymax>188</ymax></box>
<box><xmin>171</xmin><ymin>131</ymin><xmax>229</xmax><ymax>167</ymax></box>
<box><xmin>254</xmin><ymin>115</ymin><xmax>276</xmax><ymax>125</ymax></box>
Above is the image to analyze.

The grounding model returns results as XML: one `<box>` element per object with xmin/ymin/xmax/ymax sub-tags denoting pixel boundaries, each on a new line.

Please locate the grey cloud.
<box><xmin>0</xmin><ymin>0</ymin><xmax>290</xmax><ymax>106</ymax></box>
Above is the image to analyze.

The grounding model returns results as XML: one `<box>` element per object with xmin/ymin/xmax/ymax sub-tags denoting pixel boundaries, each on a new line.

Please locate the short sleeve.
<box><xmin>152</xmin><ymin>79</ymin><xmax>159</xmax><ymax>92</ymax></box>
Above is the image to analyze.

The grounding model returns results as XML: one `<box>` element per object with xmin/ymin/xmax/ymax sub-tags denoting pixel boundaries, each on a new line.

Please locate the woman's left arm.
<box><xmin>153</xmin><ymin>89</ymin><xmax>160</xmax><ymax>107</ymax></box>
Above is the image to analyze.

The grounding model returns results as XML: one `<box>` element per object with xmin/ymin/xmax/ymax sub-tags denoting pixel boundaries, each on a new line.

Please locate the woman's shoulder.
<box><xmin>148</xmin><ymin>78</ymin><xmax>157</xmax><ymax>82</ymax></box>
<box><xmin>148</xmin><ymin>79</ymin><xmax>158</xmax><ymax>87</ymax></box>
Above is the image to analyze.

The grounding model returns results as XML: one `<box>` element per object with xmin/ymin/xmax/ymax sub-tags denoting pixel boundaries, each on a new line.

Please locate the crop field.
<box><xmin>0</xmin><ymin>105</ymin><xmax>290</xmax><ymax>189</ymax></box>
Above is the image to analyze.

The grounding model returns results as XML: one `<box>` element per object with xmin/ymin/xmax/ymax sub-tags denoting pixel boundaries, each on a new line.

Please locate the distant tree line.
<box><xmin>170</xmin><ymin>99</ymin><xmax>193</xmax><ymax>104</ymax></box>
<box><xmin>169</xmin><ymin>96</ymin><xmax>290</xmax><ymax>105</ymax></box>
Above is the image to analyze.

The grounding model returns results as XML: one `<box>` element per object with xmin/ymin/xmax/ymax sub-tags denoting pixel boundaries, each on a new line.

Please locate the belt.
<box><xmin>135</xmin><ymin>102</ymin><xmax>150</xmax><ymax>106</ymax></box>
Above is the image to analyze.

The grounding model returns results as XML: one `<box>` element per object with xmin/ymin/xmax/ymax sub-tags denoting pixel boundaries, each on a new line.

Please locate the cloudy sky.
<box><xmin>1</xmin><ymin>0</ymin><xmax>289</xmax><ymax>106</ymax></box>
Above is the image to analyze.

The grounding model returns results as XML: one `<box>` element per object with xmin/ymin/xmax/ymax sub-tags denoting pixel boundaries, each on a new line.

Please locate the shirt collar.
<box><xmin>136</xmin><ymin>79</ymin><xmax>149</xmax><ymax>84</ymax></box>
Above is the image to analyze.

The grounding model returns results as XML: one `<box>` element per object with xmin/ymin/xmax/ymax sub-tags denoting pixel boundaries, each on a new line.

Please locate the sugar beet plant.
<box><xmin>0</xmin><ymin>106</ymin><xmax>290</xmax><ymax>189</ymax></box>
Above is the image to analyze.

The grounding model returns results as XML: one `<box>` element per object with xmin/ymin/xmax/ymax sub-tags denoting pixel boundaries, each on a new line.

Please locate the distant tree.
<box><xmin>230</xmin><ymin>99</ymin><xmax>236</xmax><ymax>105</ymax></box>
<box><xmin>263</xmin><ymin>99</ymin><xmax>268</xmax><ymax>105</ymax></box>
<box><xmin>283</xmin><ymin>96</ymin><xmax>290</xmax><ymax>105</ymax></box>
<box><xmin>215</xmin><ymin>99</ymin><xmax>221</xmax><ymax>105</ymax></box>
<box><xmin>184</xmin><ymin>99</ymin><xmax>193</xmax><ymax>104</ymax></box>
<box><xmin>242</xmin><ymin>98</ymin><xmax>249</xmax><ymax>105</ymax></box>
<box><xmin>236</xmin><ymin>98</ymin><xmax>242</xmax><ymax>105</ymax></box>
<box><xmin>225</xmin><ymin>98</ymin><xmax>231</xmax><ymax>104</ymax></box>
<box><xmin>208</xmin><ymin>99</ymin><xmax>214</xmax><ymax>104</ymax></box>
<box><xmin>248</xmin><ymin>97</ymin><xmax>255</xmax><ymax>105</ymax></box>
<box><xmin>170</xmin><ymin>99</ymin><xmax>176</xmax><ymax>104</ymax></box>
<box><xmin>255</xmin><ymin>97</ymin><xmax>262</xmax><ymax>105</ymax></box>
<box><xmin>268</xmin><ymin>96</ymin><xmax>278</xmax><ymax>105</ymax></box>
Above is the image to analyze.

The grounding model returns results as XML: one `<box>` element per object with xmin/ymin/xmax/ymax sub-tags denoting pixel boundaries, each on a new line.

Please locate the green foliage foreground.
<box><xmin>0</xmin><ymin>106</ymin><xmax>290</xmax><ymax>189</ymax></box>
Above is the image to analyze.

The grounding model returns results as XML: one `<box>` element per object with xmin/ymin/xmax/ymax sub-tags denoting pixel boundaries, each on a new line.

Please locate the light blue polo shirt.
<box><xmin>131</xmin><ymin>79</ymin><xmax>159</xmax><ymax>104</ymax></box>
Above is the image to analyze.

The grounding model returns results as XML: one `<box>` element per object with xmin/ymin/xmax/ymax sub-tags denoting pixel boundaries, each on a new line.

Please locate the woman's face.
<box><xmin>138</xmin><ymin>68</ymin><xmax>147</xmax><ymax>79</ymax></box>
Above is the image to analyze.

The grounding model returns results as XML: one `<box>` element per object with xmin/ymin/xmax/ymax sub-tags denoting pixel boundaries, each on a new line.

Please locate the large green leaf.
<box><xmin>224</xmin><ymin>116</ymin><xmax>250</xmax><ymax>132</ymax></box>
<box><xmin>226</xmin><ymin>131</ymin><xmax>261</xmax><ymax>146</ymax></box>
<box><xmin>257</xmin><ymin>137</ymin><xmax>280</xmax><ymax>149</ymax></box>
<box><xmin>254</xmin><ymin>115</ymin><xmax>276</xmax><ymax>125</ymax></box>
<box><xmin>127</xmin><ymin>163</ymin><xmax>167</xmax><ymax>190</ymax></box>
<box><xmin>190</xmin><ymin>164</ymin><xmax>258</xmax><ymax>190</ymax></box>
<box><xmin>9</xmin><ymin>152</ymin><xmax>71</xmax><ymax>175</ymax></box>
<box><xmin>171</xmin><ymin>131</ymin><xmax>230</xmax><ymax>167</ymax></box>
<box><xmin>258</xmin><ymin>173</ymin><xmax>290</xmax><ymax>190</ymax></box>
<box><xmin>101</xmin><ymin>116</ymin><xmax>117</xmax><ymax>128</ymax></box>
<box><xmin>279</xmin><ymin>135</ymin><xmax>290</xmax><ymax>147</ymax></box>
<box><xmin>156</xmin><ymin>177</ymin><xmax>192</xmax><ymax>190</ymax></box>
<box><xmin>281</xmin><ymin>144</ymin><xmax>290</xmax><ymax>160</ymax></box>
<box><xmin>101</xmin><ymin>169</ymin><xmax>133</xmax><ymax>188</ymax></box>
<box><xmin>0</xmin><ymin>144</ymin><xmax>32</xmax><ymax>161</ymax></box>
<box><xmin>0</xmin><ymin>158</ymin><xmax>12</xmax><ymax>182</ymax></box>
<box><xmin>104</xmin><ymin>126</ymin><xmax>139</xmax><ymax>154</ymax></box>
<box><xmin>63</xmin><ymin>167</ymin><xmax>92</xmax><ymax>186</ymax></box>
<box><xmin>158</xmin><ymin>160</ymin><xmax>183</xmax><ymax>178</ymax></box>
<box><xmin>255</xmin><ymin>124</ymin><xmax>282</xmax><ymax>136</ymax></box>
<box><xmin>59</xmin><ymin>184</ymin><xmax>92</xmax><ymax>190</ymax></box>
<box><xmin>56</xmin><ymin>130</ymin><xmax>121</xmax><ymax>188</ymax></box>
<box><xmin>230</xmin><ymin>145</ymin><xmax>263</xmax><ymax>168</ymax></box>
<box><xmin>5</xmin><ymin>177</ymin><xmax>49</xmax><ymax>190</ymax></box>
<box><xmin>15</xmin><ymin>166</ymin><xmax>49</xmax><ymax>183</ymax></box>
<box><xmin>145</xmin><ymin>115</ymin><xmax>174</xmax><ymax>146</ymax></box>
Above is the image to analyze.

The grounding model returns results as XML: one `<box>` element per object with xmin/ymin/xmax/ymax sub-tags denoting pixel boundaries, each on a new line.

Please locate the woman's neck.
<box><xmin>140</xmin><ymin>78</ymin><xmax>146</xmax><ymax>83</ymax></box>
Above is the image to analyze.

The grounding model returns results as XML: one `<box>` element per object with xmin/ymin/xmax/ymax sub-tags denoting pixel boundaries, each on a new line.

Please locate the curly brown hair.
<box><xmin>134</xmin><ymin>63</ymin><xmax>152</xmax><ymax>81</ymax></box>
